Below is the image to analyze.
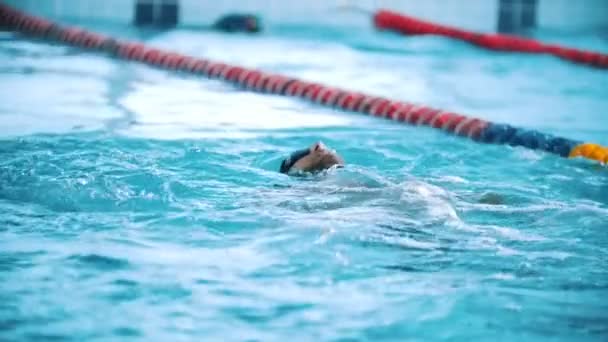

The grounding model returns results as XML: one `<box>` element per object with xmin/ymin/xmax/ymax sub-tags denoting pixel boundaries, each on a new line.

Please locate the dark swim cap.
<box><xmin>279</xmin><ymin>148</ymin><xmax>310</xmax><ymax>174</ymax></box>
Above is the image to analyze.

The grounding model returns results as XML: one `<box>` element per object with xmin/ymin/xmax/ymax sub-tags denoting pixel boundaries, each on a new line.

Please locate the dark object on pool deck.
<box><xmin>497</xmin><ymin>0</ymin><xmax>537</xmax><ymax>33</ymax></box>
<box><xmin>133</xmin><ymin>0</ymin><xmax>260</xmax><ymax>33</ymax></box>
<box><xmin>212</xmin><ymin>14</ymin><xmax>261</xmax><ymax>33</ymax></box>
<box><xmin>134</xmin><ymin>0</ymin><xmax>178</xmax><ymax>28</ymax></box>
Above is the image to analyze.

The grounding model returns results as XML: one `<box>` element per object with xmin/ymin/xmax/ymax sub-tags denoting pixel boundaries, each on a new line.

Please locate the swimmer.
<box><xmin>280</xmin><ymin>141</ymin><xmax>344</xmax><ymax>174</ymax></box>
<box><xmin>280</xmin><ymin>141</ymin><xmax>504</xmax><ymax>205</ymax></box>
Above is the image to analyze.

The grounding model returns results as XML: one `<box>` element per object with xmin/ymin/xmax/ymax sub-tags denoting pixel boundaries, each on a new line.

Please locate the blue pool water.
<box><xmin>1</xmin><ymin>20</ymin><xmax>608</xmax><ymax>341</ymax></box>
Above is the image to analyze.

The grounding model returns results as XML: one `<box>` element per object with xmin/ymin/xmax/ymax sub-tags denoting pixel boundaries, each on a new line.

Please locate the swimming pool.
<box><xmin>1</xmin><ymin>17</ymin><xmax>608</xmax><ymax>341</ymax></box>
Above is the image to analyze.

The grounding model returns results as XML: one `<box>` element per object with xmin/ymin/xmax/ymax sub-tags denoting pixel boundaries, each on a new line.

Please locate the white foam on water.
<box><xmin>118</xmin><ymin>74</ymin><xmax>371</xmax><ymax>139</ymax></box>
<box><xmin>490</xmin><ymin>225</ymin><xmax>547</xmax><ymax>242</ymax></box>
<box><xmin>489</xmin><ymin>272</ymin><xmax>516</xmax><ymax>281</ymax></box>
<box><xmin>496</xmin><ymin>245</ymin><xmax>521</xmax><ymax>256</ymax></box>
<box><xmin>118</xmin><ymin>124</ymin><xmax>266</xmax><ymax>140</ymax></box>
<box><xmin>400</xmin><ymin>181</ymin><xmax>460</xmax><ymax>222</ymax></box>
<box><xmin>435</xmin><ymin>175</ymin><xmax>469</xmax><ymax>184</ymax></box>
<box><xmin>516</xmin><ymin>148</ymin><xmax>544</xmax><ymax>162</ymax></box>
<box><xmin>391</xmin><ymin>236</ymin><xmax>440</xmax><ymax>250</ymax></box>
<box><xmin>0</xmin><ymin>72</ymin><xmax>122</xmax><ymax>137</ymax></box>
<box><xmin>526</xmin><ymin>250</ymin><xmax>572</xmax><ymax>261</ymax></box>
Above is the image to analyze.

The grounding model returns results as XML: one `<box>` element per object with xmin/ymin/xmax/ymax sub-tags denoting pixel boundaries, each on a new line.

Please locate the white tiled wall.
<box><xmin>3</xmin><ymin>0</ymin><xmax>135</xmax><ymax>24</ymax></box>
<box><xmin>3</xmin><ymin>0</ymin><xmax>608</xmax><ymax>32</ymax></box>
<box><xmin>537</xmin><ymin>0</ymin><xmax>608</xmax><ymax>31</ymax></box>
<box><xmin>178</xmin><ymin>0</ymin><xmax>499</xmax><ymax>32</ymax></box>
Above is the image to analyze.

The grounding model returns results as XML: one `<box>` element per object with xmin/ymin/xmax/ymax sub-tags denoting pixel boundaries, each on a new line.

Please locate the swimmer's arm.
<box><xmin>454</xmin><ymin>191</ymin><xmax>505</xmax><ymax>205</ymax></box>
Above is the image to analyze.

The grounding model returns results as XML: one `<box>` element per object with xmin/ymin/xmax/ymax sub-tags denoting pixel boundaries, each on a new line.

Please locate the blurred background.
<box><xmin>5</xmin><ymin>0</ymin><xmax>608</xmax><ymax>33</ymax></box>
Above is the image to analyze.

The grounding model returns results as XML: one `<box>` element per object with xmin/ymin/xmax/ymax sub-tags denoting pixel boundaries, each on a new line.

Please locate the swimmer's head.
<box><xmin>280</xmin><ymin>141</ymin><xmax>344</xmax><ymax>174</ymax></box>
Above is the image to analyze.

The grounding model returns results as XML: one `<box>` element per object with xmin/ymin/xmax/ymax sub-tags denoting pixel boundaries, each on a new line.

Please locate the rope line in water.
<box><xmin>1</xmin><ymin>3</ymin><xmax>606</xmax><ymax>165</ymax></box>
<box><xmin>373</xmin><ymin>9</ymin><xmax>608</xmax><ymax>70</ymax></box>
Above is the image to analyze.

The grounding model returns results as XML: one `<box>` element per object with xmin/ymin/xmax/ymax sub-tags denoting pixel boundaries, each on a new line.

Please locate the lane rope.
<box><xmin>373</xmin><ymin>9</ymin><xmax>608</xmax><ymax>70</ymax></box>
<box><xmin>1</xmin><ymin>3</ymin><xmax>606</xmax><ymax>165</ymax></box>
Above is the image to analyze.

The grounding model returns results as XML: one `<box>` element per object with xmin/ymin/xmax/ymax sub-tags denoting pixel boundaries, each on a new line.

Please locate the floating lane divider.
<box><xmin>1</xmin><ymin>3</ymin><xmax>606</xmax><ymax>165</ymax></box>
<box><xmin>373</xmin><ymin>9</ymin><xmax>608</xmax><ymax>70</ymax></box>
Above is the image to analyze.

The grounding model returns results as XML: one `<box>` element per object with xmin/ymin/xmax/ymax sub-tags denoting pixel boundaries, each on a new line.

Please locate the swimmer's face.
<box><xmin>280</xmin><ymin>142</ymin><xmax>344</xmax><ymax>174</ymax></box>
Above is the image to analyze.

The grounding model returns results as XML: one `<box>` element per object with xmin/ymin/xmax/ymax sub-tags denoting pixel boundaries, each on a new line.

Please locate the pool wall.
<box><xmin>3</xmin><ymin>0</ymin><xmax>607</xmax><ymax>33</ymax></box>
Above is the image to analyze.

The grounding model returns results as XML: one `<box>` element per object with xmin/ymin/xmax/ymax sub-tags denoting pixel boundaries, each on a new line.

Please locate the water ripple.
<box><xmin>1</xmin><ymin>25</ymin><xmax>607</xmax><ymax>341</ymax></box>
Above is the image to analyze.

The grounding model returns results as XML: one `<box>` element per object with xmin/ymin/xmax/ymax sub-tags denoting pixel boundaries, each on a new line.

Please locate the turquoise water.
<box><xmin>1</xmin><ymin>22</ymin><xmax>608</xmax><ymax>341</ymax></box>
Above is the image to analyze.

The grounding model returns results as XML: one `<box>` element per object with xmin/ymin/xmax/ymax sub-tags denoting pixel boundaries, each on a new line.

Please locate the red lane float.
<box><xmin>373</xmin><ymin>9</ymin><xmax>608</xmax><ymax>70</ymax></box>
